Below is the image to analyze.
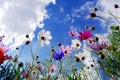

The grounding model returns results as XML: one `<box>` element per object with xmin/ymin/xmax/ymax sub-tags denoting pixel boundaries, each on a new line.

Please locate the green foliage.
<box><xmin>101</xmin><ymin>28</ymin><xmax>120</xmax><ymax>79</ymax></box>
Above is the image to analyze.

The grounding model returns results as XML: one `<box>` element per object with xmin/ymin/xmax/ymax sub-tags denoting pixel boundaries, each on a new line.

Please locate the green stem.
<box><xmin>59</xmin><ymin>60</ymin><xmax>65</xmax><ymax>79</ymax></box>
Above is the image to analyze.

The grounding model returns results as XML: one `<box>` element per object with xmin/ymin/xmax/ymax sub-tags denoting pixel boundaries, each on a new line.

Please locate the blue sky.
<box><xmin>0</xmin><ymin>0</ymin><xmax>120</xmax><ymax>66</ymax></box>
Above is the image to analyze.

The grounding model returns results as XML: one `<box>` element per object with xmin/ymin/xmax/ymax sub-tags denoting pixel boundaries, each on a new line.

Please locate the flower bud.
<box><xmin>114</xmin><ymin>4</ymin><xmax>119</xmax><ymax>8</ymax></box>
<box><xmin>89</xmin><ymin>13</ymin><xmax>96</xmax><ymax>18</ymax></box>
<box><xmin>25</xmin><ymin>40</ymin><xmax>30</xmax><ymax>45</ymax></box>
<box><xmin>98</xmin><ymin>52</ymin><xmax>105</xmax><ymax>59</ymax></box>
<box><xmin>94</xmin><ymin>8</ymin><xmax>97</xmax><ymax>12</ymax></box>
<box><xmin>58</xmin><ymin>42</ymin><xmax>61</xmax><ymax>46</ymax></box>
<box><xmin>90</xmin><ymin>26</ymin><xmax>95</xmax><ymax>30</ymax></box>
<box><xmin>25</xmin><ymin>34</ymin><xmax>29</xmax><ymax>38</ymax></box>
<box><xmin>74</xmin><ymin>56</ymin><xmax>80</xmax><ymax>62</ymax></box>
<box><xmin>93</xmin><ymin>36</ymin><xmax>99</xmax><ymax>42</ymax></box>
<box><xmin>85</xmin><ymin>25</ymin><xmax>89</xmax><ymax>29</ymax></box>
<box><xmin>19</xmin><ymin>62</ymin><xmax>23</xmax><ymax>67</ymax></box>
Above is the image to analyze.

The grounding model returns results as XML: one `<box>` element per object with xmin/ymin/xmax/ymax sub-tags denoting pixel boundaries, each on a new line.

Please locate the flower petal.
<box><xmin>45</xmin><ymin>40</ymin><xmax>50</xmax><ymax>45</ymax></box>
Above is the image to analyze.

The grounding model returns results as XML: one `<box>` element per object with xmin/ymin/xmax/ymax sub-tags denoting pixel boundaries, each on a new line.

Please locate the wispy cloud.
<box><xmin>71</xmin><ymin>2</ymin><xmax>94</xmax><ymax>19</ymax></box>
<box><xmin>60</xmin><ymin>6</ymin><xmax>64</xmax><ymax>13</ymax></box>
<box><xmin>0</xmin><ymin>0</ymin><xmax>56</xmax><ymax>48</ymax></box>
<box><xmin>63</xmin><ymin>14</ymin><xmax>71</xmax><ymax>22</ymax></box>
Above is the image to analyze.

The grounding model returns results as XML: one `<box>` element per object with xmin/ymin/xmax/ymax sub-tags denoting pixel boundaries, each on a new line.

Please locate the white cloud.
<box><xmin>96</xmin><ymin>0</ymin><xmax>120</xmax><ymax>28</ymax></box>
<box><xmin>0</xmin><ymin>0</ymin><xmax>56</xmax><ymax>48</ymax></box>
<box><xmin>80</xmin><ymin>2</ymin><xmax>94</xmax><ymax>11</ymax></box>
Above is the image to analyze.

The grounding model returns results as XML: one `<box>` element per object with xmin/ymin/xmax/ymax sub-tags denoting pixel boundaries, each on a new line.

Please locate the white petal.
<box><xmin>40</xmin><ymin>41</ymin><xmax>45</xmax><ymax>47</ymax></box>
<box><xmin>47</xmin><ymin>35</ymin><xmax>52</xmax><ymax>40</ymax></box>
<box><xmin>44</xmin><ymin>31</ymin><xmax>52</xmax><ymax>40</ymax></box>
<box><xmin>38</xmin><ymin>29</ymin><xmax>45</xmax><ymax>36</ymax></box>
<box><xmin>45</xmin><ymin>31</ymin><xmax>50</xmax><ymax>36</ymax></box>
<box><xmin>72</xmin><ymin>39</ymin><xmax>79</xmax><ymax>44</ymax></box>
<box><xmin>45</xmin><ymin>40</ymin><xmax>50</xmax><ymax>45</ymax></box>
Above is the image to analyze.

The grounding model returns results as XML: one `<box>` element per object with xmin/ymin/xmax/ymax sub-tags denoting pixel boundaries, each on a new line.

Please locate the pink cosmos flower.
<box><xmin>91</xmin><ymin>42</ymin><xmax>99</xmax><ymax>51</ymax></box>
<box><xmin>86</xmin><ymin>38</ymin><xmax>93</xmax><ymax>45</ymax></box>
<box><xmin>48</xmin><ymin>65</ymin><xmax>57</xmax><ymax>73</ymax></box>
<box><xmin>100</xmin><ymin>41</ymin><xmax>107</xmax><ymax>49</ymax></box>
<box><xmin>0</xmin><ymin>42</ymin><xmax>8</xmax><ymax>52</ymax></box>
<box><xmin>22</xmin><ymin>71</ymin><xmax>28</xmax><ymax>78</ymax></box>
<box><xmin>91</xmin><ymin>41</ymin><xmax>107</xmax><ymax>51</ymax></box>
<box><xmin>78</xmin><ymin>30</ymin><xmax>92</xmax><ymax>41</ymax></box>
<box><xmin>29</xmin><ymin>76</ymin><xmax>34</xmax><ymax>80</ymax></box>
<box><xmin>68</xmin><ymin>30</ymin><xmax>77</xmax><ymax>37</ymax></box>
<box><xmin>37</xmin><ymin>64</ymin><xmax>44</xmax><ymax>71</ymax></box>
<box><xmin>60</xmin><ymin>45</ymin><xmax>72</xmax><ymax>57</ymax></box>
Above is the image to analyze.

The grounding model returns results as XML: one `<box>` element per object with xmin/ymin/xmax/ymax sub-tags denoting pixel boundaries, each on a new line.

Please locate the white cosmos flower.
<box><xmin>38</xmin><ymin>29</ymin><xmax>52</xmax><ymax>47</ymax></box>
<box><xmin>71</xmin><ymin>39</ymin><xmax>81</xmax><ymax>50</ymax></box>
<box><xmin>75</xmin><ymin>52</ymin><xmax>86</xmax><ymax>61</ymax></box>
<box><xmin>75</xmin><ymin>49</ymin><xmax>95</xmax><ymax>67</ymax></box>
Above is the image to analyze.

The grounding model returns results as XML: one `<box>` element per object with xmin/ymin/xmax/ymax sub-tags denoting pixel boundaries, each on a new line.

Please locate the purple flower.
<box><xmin>91</xmin><ymin>42</ymin><xmax>99</xmax><ymax>51</ymax></box>
<box><xmin>100</xmin><ymin>41</ymin><xmax>107</xmax><ymax>49</ymax></box>
<box><xmin>52</xmin><ymin>50</ymin><xmax>64</xmax><ymax>60</ymax></box>
<box><xmin>91</xmin><ymin>41</ymin><xmax>107</xmax><ymax>51</ymax></box>
<box><xmin>78</xmin><ymin>30</ymin><xmax>92</xmax><ymax>41</ymax></box>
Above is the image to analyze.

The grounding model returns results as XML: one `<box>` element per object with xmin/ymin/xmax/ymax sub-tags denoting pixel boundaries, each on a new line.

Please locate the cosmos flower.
<box><xmin>38</xmin><ymin>29</ymin><xmax>52</xmax><ymax>47</ymax></box>
<box><xmin>36</xmin><ymin>63</ymin><xmax>44</xmax><ymax>71</ymax></box>
<box><xmin>68</xmin><ymin>30</ymin><xmax>77</xmax><ymax>37</ymax></box>
<box><xmin>86</xmin><ymin>38</ymin><xmax>93</xmax><ymax>45</ymax></box>
<box><xmin>48</xmin><ymin>65</ymin><xmax>57</xmax><ymax>73</ymax></box>
<box><xmin>71</xmin><ymin>39</ymin><xmax>81</xmax><ymax>50</ymax></box>
<box><xmin>22</xmin><ymin>71</ymin><xmax>28</xmax><ymax>78</ymax></box>
<box><xmin>47</xmin><ymin>64</ymin><xmax>58</xmax><ymax>77</ymax></box>
<box><xmin>74</xmin><ymin>50</ymin><xmax>94</xmax><ymax>67</ymax></box>
<box><xmin>0</xmin><ymin>42</ymin><xmax>8</xmax><ymax>64</ymax></box>
<box><xmin>100</xmin><ymin>41</ymin><xmax>107</xmax><ymax>49</ymax></box>
<box><xmin>74</xmin><ymin>52</ymin><xmax>87</xmax><ymax>62</ymax></box>
<box><xmin>31</xmin><ymin>69</ymin><xmax>39</xmax><ymax>75</ymax></box>
<box><xmin>52</xmin><ymin>50</ymin><xmax>64</xmax><ymax>60</ymax></box>
<box><xmin>91</xmin><ymin>41</ymin><xmax>107</xmax><ymax>51</ymax></box>
<box><xmin>60</xmin><ymin>45</ymin><xmax>72</xmax><ymax>57</ymax></box>
<box><xmin>91</xmin><ymin>42</ymin><xmax>99</xmax><ymax>51</ymax></box>
<box><xmin>78</xmin><ymin>30</ymin><xmax>92</xmax><ymax>41</ymax></box>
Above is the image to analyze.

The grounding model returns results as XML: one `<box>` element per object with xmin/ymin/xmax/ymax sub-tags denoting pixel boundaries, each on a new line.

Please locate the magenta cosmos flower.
<box><xmin>60</xmin><ymin>45</ymin><xmax>72</xmax><ymax>57</ymax></box>
<box><xmin>78</xmin><ymin>30</ymin><xmax>92</xmax><ymax>41</ymax></box>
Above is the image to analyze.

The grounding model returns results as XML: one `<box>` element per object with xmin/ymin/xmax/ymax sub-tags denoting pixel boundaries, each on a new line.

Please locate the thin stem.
<box><xmin>34</xmin><ymin>42</ymin><xmax>40</xmax><ymax>58</ymax></box>
<box><xmin>18</xmin><ymin>44</ymin><xmax>26</xmax><ymax>57</ymax></box>
<box><xmin>59</xmin><ymin>60</ymin><xmax>65</xmax><ymax>79</ymax></box>
<box><xmin>29</xmin><ymin>43</ymin><xmax>34</xmax><ymax>65</ymax></box>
